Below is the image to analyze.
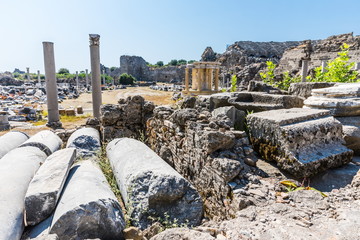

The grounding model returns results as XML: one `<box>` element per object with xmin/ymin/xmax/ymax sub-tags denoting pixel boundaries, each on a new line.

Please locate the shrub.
<box><xmin>230</xmin><ymin>75</ymin><xmax>237</xmax><ymax>92</ymax></box>
<box><xmin>119</xmin><ymin>73</ymin><xmax>136</xmax><ymax>85</ymax></box>
<box><xmin>58</xmin><ymin>68</ymin><xmax>70</xmax><ymax>74</ymax></box>
<box><xmin>156</xmin><ymin>61</ymin><xmax>164</xmax><ymax>67</ymax></box>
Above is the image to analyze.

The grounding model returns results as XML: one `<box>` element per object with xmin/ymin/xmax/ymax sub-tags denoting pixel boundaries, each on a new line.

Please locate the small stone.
<box><xmin>123</xmin><ymin>227</ymin><xmax>143</xmax><ymax>240</ymax></box>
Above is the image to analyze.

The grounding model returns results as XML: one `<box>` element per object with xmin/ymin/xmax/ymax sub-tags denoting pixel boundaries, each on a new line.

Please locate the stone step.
<box><xmin>247</xmin><ymin>108</ymin><xmax>353</xmax><ymax>177</ymax></box>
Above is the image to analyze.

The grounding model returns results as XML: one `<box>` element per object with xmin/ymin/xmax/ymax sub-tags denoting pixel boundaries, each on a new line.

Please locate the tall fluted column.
<box><xmin>185</xmin><ymin>67</ymin><xmax>189</xmax><ymax>92</ymax></box>
<box><xmin>89</xmin><ymin>34</ymin><xmax>102</xmax><ymax>119</ymax></box>
<box><xmin>85</xmin><ymin>69</ymin><xmax>89</xmax><ymax>89</ymax></box>
<box><xmin>26</xmin><ymin>67</ymin><xmax>30</xmax><ymax>82</ymax></box>
<box><xmin>214</xmin><ymin>68</ymin><xmax>219</xmax><ymax>91</ymax></box>
<box><xmin>75</xmin><ymin>71</ymin><xmax>79</xmax><ymax>91</ymax></box>
<box><xmin>42</xmin><ymin>42</ymin><xmax>61</xmax><ymax>128</ymax></box>
<box><xmin>37</xmin><ymin>70</ymin><xmax>41</xmax><ymax>85</ymax></box>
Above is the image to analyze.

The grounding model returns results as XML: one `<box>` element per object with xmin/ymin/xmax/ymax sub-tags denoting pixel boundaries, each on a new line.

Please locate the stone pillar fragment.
<box><xmin>75</xmin><ymin>71</ymin><xmax>79</xmax><ymax>91</ymax></box>
<box><xmin>185</xmin><ymin>67</ymin><xmax>189</xmax><ymax>92</ymax></box>
<box><xmin>37</xmin><ymin>70</ymin><xmax>41</xmax><ymax>85</ymax></box>
<box><xmin>25</xmin><ymin>148</ymin><xmax>76</xmax><ymax>226</ymax></box>
<box><xmin>355</xmin><ymin>62</ymin><xmax>360</xmax><ymax>71</ymax></box>
<box><xmin>0</xmin><ymin>111</ymin><xmax>10</xmax><ymax>131</ymax></box>
<box><xmin>215</xmin><ymin>68</ymin><xmax>219</xmax><ymax>91</ymax></box>
<box><xmin>301</xmin><ymin>59</ymin><xmax>309</xmax><ymax>82</ymax></box>
<box><xmin>66</xmin><ymin>127</ymin><xmax>101</xmax><ymax>159</ymax></box>
<box><xmin>0</xmin><ymin>131</ymin><xmax>29</xmax><ymax>159</ymax></box>
<box><xmin>0</xmin><ymin>146</ymin><xmax>47</xmax><ymax>240</ymax></box>
<box><xmin>43</xmin><ymin>42</ymin><xmax>62</xmax><ymax>128</ymax></box>
<box><xmin>85</xmin><ymin>69</ymin><xmax>89</xmax><ymax>88</ymax></box>
<box><xmin>89</xmin><ymin>34</ymin><xmax>102</xmax><ymax>119</ymax></box>
<box><xmin>20</xmin><ymin>130</ymin><xmax>62</xmax><ymax>156</ymax></box>
<box><xmin>106</xmin><ymin>138</ymin><xmax>203</xmax><ymax>230</ymax></box>
<box><xmin>321</xmin><ymin>60</ymin><xmax>327</xmax><ymax>73</ymax></box>
<box><xmin>102</xmin><ymin>69</ymin><xmax>105</xmax><ymax>85</ymax></box>
<box><xmin>26</xmin><ymin>67</ymin><xmax>30</xmax><ymax>82</ymax></box>
<box><xmin>50</xmin><ymin>160</ymin><xmax>125</xmax><ymax>239</ymax></box>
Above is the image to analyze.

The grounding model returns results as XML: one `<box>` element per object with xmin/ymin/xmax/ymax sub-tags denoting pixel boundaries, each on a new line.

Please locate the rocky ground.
<box><xmin>154</xmin><ymin>158</ymin><xmax>360</xmax><ymax>240</ymax></box>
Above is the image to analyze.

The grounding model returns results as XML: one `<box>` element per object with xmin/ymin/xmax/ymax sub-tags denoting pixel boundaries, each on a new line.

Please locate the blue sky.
<box><xmin>0</xmin><ymin>0</ymin><xmax>359</xmax><ymax>73</ymax></box>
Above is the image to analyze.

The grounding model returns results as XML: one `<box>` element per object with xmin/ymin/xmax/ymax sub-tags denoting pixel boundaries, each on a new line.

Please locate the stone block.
<box><xmin>0</xmin><ymin>131</ymin><xmax>29</xmax><ymax>159</ymax></box>
<box><xmin>289</xmin><ymin>82</ymin><xmax>336</xmax><ymax>98</ymax></box>
<box><xmin>107</xmin><ymin>138</ymin><xmax>203</xmax><ymax>230</ymax></box>
<box><xmin>247</xmin><ymin>108</ymin><xmax>353</xmax><ymax>177</ymax></box>
<box><xmin>228</xmin><ymin>92</ymin><xmax>304</xmax><ymax>112</ymax></box>
<box><xmin>25</xmin><ymin>148</ymin><xmax>76</xmax><ymax>226</ymax></box>
<box><xmin>65</xmin><ymin>108</ymin><xmax>76</xmax><ymax>116</ymax></box>
<box><xmin>336</xmin><ymin>116</ymin><xmax>360</xmax><ymax>155</ymax></box>
<box><xmin>50</xmin><ymin>160</ymin><xmax>125</xmax><ymax>240</ymax></box>
<box><xmin>76</xmin><ymin>106</ymin><xmax>83</xmax><ymax>114</ymax></box>
<box><xmin>212</xmin><ymin>106</ymin><xmax>246</xmax><ymax>130</ymax></box>
<box><xmin>304</xmin><ymin>83</ymin><xmax>360</xmax><ymax>116</ymax></box>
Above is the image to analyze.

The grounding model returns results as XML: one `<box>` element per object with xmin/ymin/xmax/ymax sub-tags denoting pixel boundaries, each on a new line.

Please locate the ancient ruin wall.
<box><xmin>146</xmin><ymin>107</ymin><xmax>260</xmax><ymax>219</ymax></box>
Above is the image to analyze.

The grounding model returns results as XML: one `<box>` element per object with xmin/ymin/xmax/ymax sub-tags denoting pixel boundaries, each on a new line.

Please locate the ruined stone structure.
<box><xmin>276</xmin><ymin>33</ymin><xmax>360</xmax><ymax>76</ymax></box>
<box><xmin>100</xmin><ymin>96</ymin><xmax>155</xmax><ymax>142</ymax></box>
<box><xmin>146</xmin><ymin>106</ymin><xmax>261</xmax><ymax>219</ymax></box>
<box><xmin>183</xmin><ymin>62</ymin><xmax>221</xmax><ymax>95</ymax></box>
<box><xmin>119</xmin><ymin>55</ymin><xmax>185</xmax><ymax>82</ymax></box>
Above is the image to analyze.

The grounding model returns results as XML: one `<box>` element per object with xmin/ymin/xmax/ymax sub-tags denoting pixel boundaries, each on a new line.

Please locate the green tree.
<box><xmin>188</xmin><ymin>60</ymin><xmax>196</xmax><ymax>64</ymax></box>
<box><xmin>119</xmin><ymin>73</ymin><xmax>136</xmax><ymax>85</ymax></box>
<box><xmin>169</xmin><ymin>59</ymin><xmax>178</xmax><ymax>66</ymax></box>
<box><xmin>58</xmin><ymin>68</ymin><xmax>70</xmax><ymax>74</ymax></box>
<box><xmin>156</xmin><ymin>61</ymin><xmax>164</xmax><ymax>67</ymax></box>
<box><xmin>178</xmin><ymin>59</ymin><xmax>187</xmax><ymax>65</ymax></box>
<box><xmin>110</xmin><ymin>67</ymin><xmax>117</xmax><ymax>72</ymax></box>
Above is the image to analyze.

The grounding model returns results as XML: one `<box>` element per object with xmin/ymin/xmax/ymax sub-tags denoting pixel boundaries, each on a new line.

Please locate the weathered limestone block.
<box><xmin>20</xmin><ymin>130</ymin><xmax>62</xmax><ymax>156</ymax></box>
<box><xmin>0</xmin><ymin>131</ymin><xmax>29</xmax><ymax>159</ymax></box>
<box><xmin>106</xmin><ymin>138</ymin><xmax>203</xmax><ymax>230</ymax></box>
<box><xmin>289</xmin><ymin>82</ymin><xmax>336</xmax><ymax>98</ymax></box>
<box><xmin>0</xmin><ymin>146</ymin><xmax>47</xmax><ymax>240</ymax></box>
<box><xmin>25</xmin><ymin>148</ymin><xmax>76</xmax><ymax>226</ymax></box>
<box><xmin>304</xmin><ymin>83</ymin><xmax>360</xmax><ymax>116</ymax></box>
<box><xmin>50</xmin><ymin>160</ymin><xmax>125</xmax><ymax>240</ymax></box>
<box><xmin>209</xmin><ymin>93</ymin><xmax>231</xmax><ymax>110</ymax></box>
<box><xmin>247</xmin><ymin>108</ymin><xmax>353</xmax><ymax>177</ymax></box>
<box><xmin>336</xmin><ymin>116</ymin><xmax>360</xmax><ymax>155</ymax></box>
<box><xmin>228</xmin><ymin>92</ymin><xmax>304</xmax><ymax>112</ymax></box>
<box><xmin>212</xmin><ymin>106</ymin><xmax>246</xmax><ymax>130</ymax></box>
<box><xmin>66</xmin><ymin>127</ymin><xmax>100</xmax><ymax>158</ymax></box>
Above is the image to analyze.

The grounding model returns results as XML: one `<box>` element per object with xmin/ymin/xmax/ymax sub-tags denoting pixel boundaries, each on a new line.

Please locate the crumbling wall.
<box><xmin>146</xmin><ymin>107</ymin><xmax>261</xmax><ymax>219</ymax></box>
<box><xmin>100</xmin><ymin>96</ymin><xmax>154</xmax><ymax>142</ymax></box>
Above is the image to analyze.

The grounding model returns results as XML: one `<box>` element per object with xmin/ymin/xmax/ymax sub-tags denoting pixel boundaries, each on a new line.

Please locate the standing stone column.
<box><xmin>26</xmin><ymin>67</ymin><xmax>30</xmax><ymax>82</ymax></box>
<box><xmin>301</xmin><ymin>59</ymin><xmax>309</xmax><ymax>82</ymax></box>
<box><xmin>321</xmin><ymin>60</ymin><xmax>328</xmax><ymax>73</ymax></box>
<box><xmin>89</xmin><ymin>34</ymin><xmax>102</xmax><ymax>119</ymax></box>
<box><xmin>43</xmin><ymin>42</ymin><xmax>61</xmax><ymax>128</ymax></box>
<box><xmin>37</xmin><ymin>70</ymin><xmax>41</xmax><ymax>85</ymax></box>
<box><xmin>75</xmin><ymin>71</ymin><xmax>79</xmax><ymax>91</ymax></box>
<box><xmin>184</xmin><ymin>67</ymin><xmax>189</xmax><ymax>92</ymax></box>
<box><xmin>192</xmin><ymin>68</ymin><xmax>197</xmax><ymax>90</ymax></box>
<box><xmin>85</xmin><ymin>69</ymin><xmax>89</xmax><ymax>89</ymax></box>
<box><xmin>0</xmin><ymin>111</ymin><xmax>10</xmax><ymax>131</ymax></box>
<box><xmin>102</xmin><ymin>69</ymin><xmax>106</xmax><ymax>85</ymax></box>
<box><xmin>215</xmin><ymin>68</ymin><xmax>219</xmax><ymax>91</ymax></box>
<box><xmin>355</xmin><ymin>62</ymin><xmax>360</xmax><ymax>71</ymax></box>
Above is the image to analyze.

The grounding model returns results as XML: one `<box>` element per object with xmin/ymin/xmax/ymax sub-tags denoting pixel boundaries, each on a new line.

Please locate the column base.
<box><xmin>46</xmin><ymin>121</ymin><xmax>63</xmax><ymax>129</ymax></box>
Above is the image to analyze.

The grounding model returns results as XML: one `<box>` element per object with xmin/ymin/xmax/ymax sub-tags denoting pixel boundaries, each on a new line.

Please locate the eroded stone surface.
<box><xmin>0</xmin><ymin>146</ymin><xmax>47</xmax><ymax>240</ymax></box>
<box><xmin>0</xmin><ymin>131</ymin><xmax>29</xmax><ymax>159</ymax></box>
<box><xmin>247</xmin><ymin>108</ymin><xmax>353</xmax><ymax>177</ymax></box>
<box><xmin>50</xmin><ymin>160</ymin><xmax>125</xmax><ymax>240</ymax></box>
<box><xmin>25</xmin><ymin>148</ymin><xmax>76</xmax><ymax>226</ymax></box>
<box><xmin>66</xmin><ymin>127</ymin><xmax>100</xmax><ymax>158</ymax></box>
<box><xmin>107</xmin><ymin>138</ymin><xmax>203</xmax><ymax>230</ymax></box>
<box><xmin>20</xmin><ymin>130</ymin><xmax>62</xmax><ymax>156</ymax></box>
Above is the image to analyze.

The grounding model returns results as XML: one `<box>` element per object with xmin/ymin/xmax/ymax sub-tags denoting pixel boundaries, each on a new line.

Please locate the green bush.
<box><xmin>230</xmin><ymin>75</ymin><xmax>237</xmax><ymax>92</ymax></box>
<box><xmin>119</xmin><ymin>73</ymin><xmax>136</xmax><ymax>85</ymax></box>
<box><xmin>156</xmin><ymin>61</ymin><xmax>164</xmax><ymax>67</ymax></box>
<box><xmin>57</xmin><ymin>68</ymin><xmax>70</xmax><ymax>74</ymax></box>
<box><xmin>260</xmin><ymin>61</ymin><xmax>276</xmax><ymax>86</ymax></box>
<box><xmin>169</xmin><ymin>59</ymin><xmax>178</xmax><ymax>66</ymax></box>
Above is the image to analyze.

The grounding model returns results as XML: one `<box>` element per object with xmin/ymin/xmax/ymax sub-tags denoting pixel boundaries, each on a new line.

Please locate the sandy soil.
<box><xmin>59</xmin><ymin>87</ymin><xmax>174</xmax><ymax>109</ymax></box>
